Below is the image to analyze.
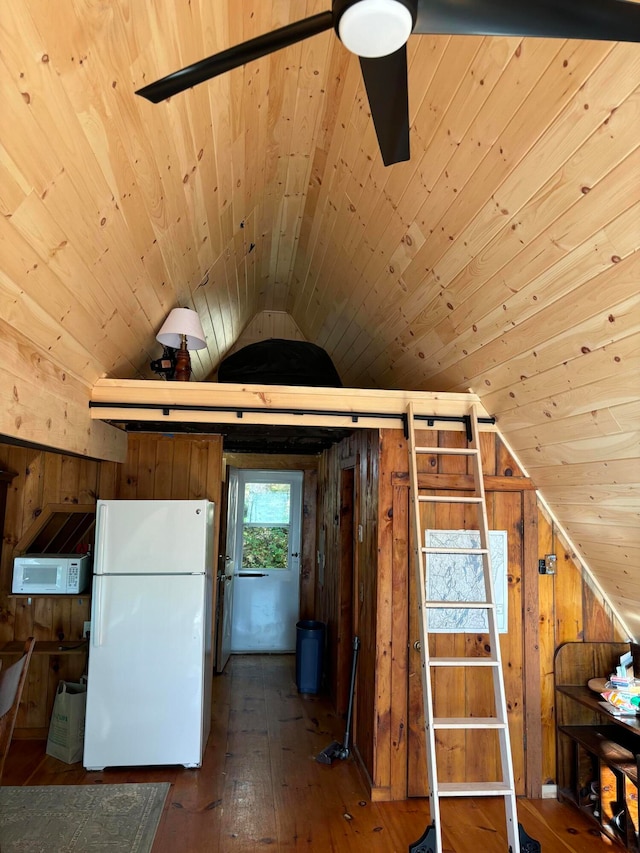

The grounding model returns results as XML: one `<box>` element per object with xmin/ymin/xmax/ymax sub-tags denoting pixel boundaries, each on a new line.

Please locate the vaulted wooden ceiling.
<box><xmin>0</xmin><ymin>2</ymin><xmax>638</xmax><ymax>635</ymax></box>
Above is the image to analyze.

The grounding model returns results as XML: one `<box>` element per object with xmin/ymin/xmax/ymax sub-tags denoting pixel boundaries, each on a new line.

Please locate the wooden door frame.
<box><xmin>214</xmin><ymin>473</ymin><xmax>230</xmax><ymax>672</ymax></box>
<box><xmin>335</xmin><ymin>463</ymin><xmax>356</xmax><ymax>716</ymax></box>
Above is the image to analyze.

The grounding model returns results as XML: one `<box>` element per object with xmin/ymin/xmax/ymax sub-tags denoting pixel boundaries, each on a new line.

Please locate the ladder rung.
<box><xmin>423</xmin><ymin>600</ymin><xmax>494</xmax><ymax>610</ymax></box>
<box><xmin>433</xmin><ymin>717</ymin><xmax>507</xmax><ymax>730</ymax></box>
<box><xmin>422</xmin><ymin>547</ymin><xmax>489</xmax><ymax>555</ymax></box>
<box><xmin>428</xmin><ymin>657</ymin><xmax>499</xmax><ymax>667</ymax></box>
<box><xmin>437</xmin><ymin>782</ymin><xmax>513</xmax><ymax>797</ymax></box>
<box><xmin>415</xmin><ymin>446</ymin><xmax>478</xmax><ymax>456</ymax></box>
<box><xmin>418</xmin><ymin>496</ymin><xmax>483</xmax><ymax>504</ymax></box>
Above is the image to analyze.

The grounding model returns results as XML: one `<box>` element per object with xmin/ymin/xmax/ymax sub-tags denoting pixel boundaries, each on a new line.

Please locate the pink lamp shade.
<box><xmin>156</xmin><ymin>308</ymin><xmax>207</xmax><ymax>350</ymax></box>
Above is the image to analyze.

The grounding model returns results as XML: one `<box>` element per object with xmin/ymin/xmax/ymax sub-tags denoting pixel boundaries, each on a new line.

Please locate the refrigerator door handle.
<box><xmin>93</xmin><ymin>575</ymin><xmax>104</xmax><ymax>647</ymax></box>
<box><xmin>96</xmin><ymin>502</ymin><xmax>108</xmax><ymax>575</ymax></box>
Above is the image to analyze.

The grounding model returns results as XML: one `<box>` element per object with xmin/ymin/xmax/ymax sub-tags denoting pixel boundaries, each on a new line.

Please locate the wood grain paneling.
<box><xmin>0</xmin><ymin>443</ymin><xmax>100</xmax><ymax>734</ymax></box>
<box><xmin>0</xmin><ymin>2</ymin><xmax>637</xmax><ymax>668</ymax></box>
<box><xmin>0</xmin><ymin>433</ymin><xmax>223</xmax><ymax>735</ymax></box>
<box><xmin>371</xmin><ymin>428</ymin><xmax>629</xmax><ymax>802</ymax></box>
<box><xmin>315</xmin><ymin>429</ymin><xmax>380</xmax><ymax>787</ymax></box>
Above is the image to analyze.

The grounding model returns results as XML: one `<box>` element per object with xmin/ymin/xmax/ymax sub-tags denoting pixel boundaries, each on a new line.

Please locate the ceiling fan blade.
<box><xmin>136</xmin><ymin>11</ymin><xmax>334</xmax><ymax>103</ymax></box>
<box><xmin>359</xmin><ymin>47</ymin><xmax>410</xmax><ymax>167</ymax></box>
<box><xmin>414</xmin><ymin>0</ymin><xmax>640</xmax><ymax>42</ymax></box>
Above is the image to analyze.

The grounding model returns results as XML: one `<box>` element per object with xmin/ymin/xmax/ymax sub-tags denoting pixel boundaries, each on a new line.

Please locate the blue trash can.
<box><xmin>296</xmin><ymin>620</ymin><xmax>325</xmax><ymax>694</ymax></box>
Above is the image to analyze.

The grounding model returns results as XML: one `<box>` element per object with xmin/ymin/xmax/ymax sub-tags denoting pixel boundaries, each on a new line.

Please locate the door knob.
<box><xmin>413</xmin><ymin>640</ymin><xmax>421</xmax><ymax>651</ymax></box>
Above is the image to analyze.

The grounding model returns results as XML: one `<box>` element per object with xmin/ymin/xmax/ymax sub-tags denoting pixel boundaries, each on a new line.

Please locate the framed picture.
<box><xmin>424</xmin><ymin>529</ymin><xmax>508</xmax><ymax>633</ymax></box>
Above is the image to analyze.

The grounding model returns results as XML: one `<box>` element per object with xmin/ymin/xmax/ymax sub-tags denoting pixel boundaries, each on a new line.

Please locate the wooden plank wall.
<box><xmin>315</xmin><ymin>429</ymin><xmax>380</xmax><ymax>787</ymax></box>
<box><xmin>0</xmin><ymin>324</ymin><xmax>127</xmax><ymax>463</ymax></box>
<box><xmin>537</xmin><ymin>506</ymin><xmax>627</xmax><ymax>789</ymax></box>
<box><xmin>377</xmin><ymin>427</ymin><xmax>628</xmax><ymax>801</ymax></box>
<box><xmin>0</xmin><ymin>433</ymin><xmax>223</xmax><ymax>736</ymax></box>
<box><xmin>0</xmin><ymin>442</ymin><xmax>100</xmax><ymax>735</ymax></box>
<box><xmin>98</xmin><ymin>433</ymin><xmax>223</xmax><ymax>509</ymax></box>
<box><xmin>315</xmin><ymin>427</ymin><xmax>629</xmax><ymax>802</ymax></box>
<box><xmin>1</xmin><ymin>425</ymin><xmax>626</xmax><ymax>792</ymax></box>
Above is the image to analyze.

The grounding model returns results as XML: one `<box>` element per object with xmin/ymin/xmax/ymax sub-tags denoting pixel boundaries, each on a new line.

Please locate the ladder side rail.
<box><xmin>407</xmin><ymin>403</ymin><xmax>442</xmax><ymax>850</ymax></box>
<box><xmin>468</xmin><ymin>406</ymin><xmax>498</xmax><ymax>627</ymax></box>
<box><xmin>469</xmin><ymin>406</ymin><xmax>520</xmax><ymax>853</ymax></box>
<box><xmin>468</xmin><ymin>407</ymin><xmax>511</xmax><ymax>721</ymax></box>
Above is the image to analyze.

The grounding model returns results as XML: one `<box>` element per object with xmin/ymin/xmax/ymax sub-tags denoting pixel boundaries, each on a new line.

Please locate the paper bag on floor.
<box><xmin>46</xmin><ymin>680</ymin><xmax>87</xmax><ymax>764</ymax></box>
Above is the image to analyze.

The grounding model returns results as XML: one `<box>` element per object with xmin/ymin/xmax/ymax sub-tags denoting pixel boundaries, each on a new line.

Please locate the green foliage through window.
<box><xmin>242</xmin><ymin>525</ymin><xmax>289</xmax><ymax>569</ymax></box>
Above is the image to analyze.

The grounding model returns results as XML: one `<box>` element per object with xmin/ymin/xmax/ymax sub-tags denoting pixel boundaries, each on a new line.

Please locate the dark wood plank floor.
<box><xmin>4</xmin><ymin>655</ymin><xmax>613</xmax><ymax>851</ymax></box>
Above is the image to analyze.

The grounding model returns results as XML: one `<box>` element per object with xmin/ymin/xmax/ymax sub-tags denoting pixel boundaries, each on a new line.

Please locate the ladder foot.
<box><xmin>408</xmin><ymin>823</ymin><xmax>437</xmax><ymax>853</ymax></box>
<box><xmin>515</xmin><ymin>823</ymin><xmax>541</xmax><ymax>853</ymax></box>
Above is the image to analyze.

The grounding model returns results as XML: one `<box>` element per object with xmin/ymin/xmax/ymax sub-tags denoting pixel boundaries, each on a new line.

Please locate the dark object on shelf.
<box><xmin>150</xmin><ymin>345</ymin><xmax>177</xmax><ymax>380</ymax></box>
<box><xmin>295</xmin><ymin>620</ymin><xmax>325</xmax><ymax>695</ymax></box>
<box><xmin>317</xmin><ymin>636</ymin><xmax>360</xmax><ymax>764</ymax></box>
<box><xmin>218</xmin><ymin>339</ymin><xmax>342</xmax><ymax>387</ymax></box>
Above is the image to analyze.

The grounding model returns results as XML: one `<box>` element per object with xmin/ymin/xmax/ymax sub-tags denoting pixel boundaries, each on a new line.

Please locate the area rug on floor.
<box><xmin>0</xmin><ymin>782</ymin><xmax>170</xmax><ymax>853</ymax></box>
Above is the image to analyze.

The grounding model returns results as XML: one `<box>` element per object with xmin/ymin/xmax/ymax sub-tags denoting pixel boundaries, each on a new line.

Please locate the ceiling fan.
<box><xmin>136</xmin><ymin>0</ymin><xmax>640</xmax><ymax>167</ymax></box>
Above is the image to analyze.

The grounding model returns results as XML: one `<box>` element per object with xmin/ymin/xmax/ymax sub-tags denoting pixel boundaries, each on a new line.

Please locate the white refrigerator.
<box><xmin>83</xmin><ymin>499</ymin><xmax>214</xmax><ymax>770</ymax></box>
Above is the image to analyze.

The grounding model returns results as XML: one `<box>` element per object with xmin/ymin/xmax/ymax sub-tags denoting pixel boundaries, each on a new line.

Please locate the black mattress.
<box><xmin>217</xmin><ymin>339</ymin><xmax>342</xmax><ymax>387</ymax></box>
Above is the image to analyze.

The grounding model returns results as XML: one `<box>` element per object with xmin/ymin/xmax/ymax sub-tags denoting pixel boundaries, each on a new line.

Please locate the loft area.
<box><xmin>122</xmin><ymin>419</ymin><xmax>353</xmax><ymax>454</ymax></box>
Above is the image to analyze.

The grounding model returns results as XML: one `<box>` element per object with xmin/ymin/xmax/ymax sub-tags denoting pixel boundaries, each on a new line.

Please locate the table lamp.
<box><xmin>156</xmin><ymin>308</ymin><xmax>207</xmax><ymax>381</ymax></box>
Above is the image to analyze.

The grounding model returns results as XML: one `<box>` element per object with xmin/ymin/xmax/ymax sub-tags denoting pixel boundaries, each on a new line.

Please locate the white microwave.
<box><xmin>12</xmin><ymin>554</ymin><xmax>91</xmax><ymax>595</ymax></box>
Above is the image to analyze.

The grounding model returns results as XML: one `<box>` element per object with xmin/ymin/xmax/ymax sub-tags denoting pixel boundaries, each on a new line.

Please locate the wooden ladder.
<box><xmin>407</xmin><ymin>402</ymin><xmax>521</xmax><ymax>853</ymax></box>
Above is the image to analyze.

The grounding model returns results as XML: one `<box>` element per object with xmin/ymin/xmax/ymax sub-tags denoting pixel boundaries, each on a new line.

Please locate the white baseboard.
<box><xmin>541</xmin><ymin>784</ymin><xmax>558</xmax><ymax>799</ymax></box>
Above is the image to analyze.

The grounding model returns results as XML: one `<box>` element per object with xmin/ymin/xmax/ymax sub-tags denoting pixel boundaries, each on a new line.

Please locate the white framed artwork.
<box><xmin>424</xmin><ymin>529</ymin><xmax>508</xmax><ymax>633</ymax></box>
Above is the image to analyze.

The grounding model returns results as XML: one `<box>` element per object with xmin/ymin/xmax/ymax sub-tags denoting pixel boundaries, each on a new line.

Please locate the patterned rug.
<box><xmin>0</xmin><ymin>783</ymin><xmax>170</xmax><ymax>852</ymax></box>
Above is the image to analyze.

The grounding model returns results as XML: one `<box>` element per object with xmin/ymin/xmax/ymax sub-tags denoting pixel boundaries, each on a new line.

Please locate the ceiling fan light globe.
<box><xmin>338</xmin><ymin>0</ymin><xmax>413</xmax><ymax>58</ymax></box>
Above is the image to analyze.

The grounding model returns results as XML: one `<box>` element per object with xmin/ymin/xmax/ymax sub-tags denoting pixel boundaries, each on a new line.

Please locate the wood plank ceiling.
<box><xmin>0</xmin><ymin>1</ymin><xmax>638</xmax><ymax>633</ymax></box>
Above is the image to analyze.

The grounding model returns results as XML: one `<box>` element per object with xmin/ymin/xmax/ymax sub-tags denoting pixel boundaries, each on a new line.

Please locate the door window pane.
<box><xmin>243</xmin><ymin>483</ymin><xmax>291</xmax><ymax>523</ymax></box>
<box><xmin>242</xmin><ymin>483</ymin><xmax>291</xmax><ymax>570</ymax></box>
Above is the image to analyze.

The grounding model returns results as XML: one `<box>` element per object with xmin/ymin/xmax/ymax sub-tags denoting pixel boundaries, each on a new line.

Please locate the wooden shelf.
<box><xmin>558</xmin><ymin>685</ymin><xmax>640</xmax><ymax>735</ymax></box>
<box><xmin>555</xmin><ymin>641</ymin><xmax>640</xmax><ymax>853</ymax></box>
<box><xmin>558</xmin><ymin>725</ymin><xmax>638</xmax><ymax>784</ymax></box>
<box><xmin>0</xmin><ymin>640</ymin><xmax>87</xmax><ymax>655</ymax></box>
<box><xmin>13</xmin><ymin>502</ymin><xmax>96</xmax><ymax>556</ymax></box>
<box><xmin>8</xmin><ymin>593</ymin><xmax>90</xmax><ymax>600</ymax></box>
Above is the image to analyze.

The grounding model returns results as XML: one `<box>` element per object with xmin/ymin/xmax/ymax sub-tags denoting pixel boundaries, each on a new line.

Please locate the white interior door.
<box><xmin>231</xmin><ymin>470</ymin><xmax>303</xmax><ymax>653</ymax></box>
<box><xmin>216</xmin><ymin>468</ymin><xmax>238</xmax><ymax>672</ymax></box>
